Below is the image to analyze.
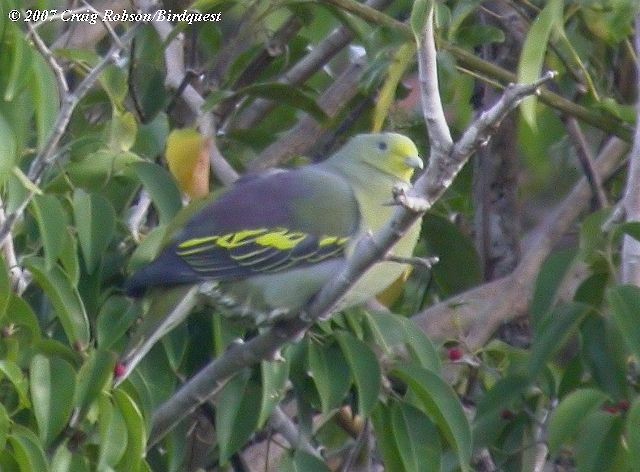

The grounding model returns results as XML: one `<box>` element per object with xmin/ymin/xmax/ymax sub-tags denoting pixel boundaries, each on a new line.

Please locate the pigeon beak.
<box><xmin>405</xmin><ymin>155</ymin><xmax>424</xmax><ymax>170</ymax></box>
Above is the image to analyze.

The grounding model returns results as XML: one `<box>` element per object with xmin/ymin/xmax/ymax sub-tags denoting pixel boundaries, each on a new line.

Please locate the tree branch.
<box><xmin>0</xmin><ymin>26</ymin><xmax>137</xmax><ymax>246</ymax></box>
<box><xmin>322</xmin><ymin>0</ymin><xmax>633</xmax><ymax>141</ymax></box>
<box><xmin>250</xmin><ymin>56</ymin><xmax>367</xmax><ymax>170</ymax></box>
<box><xmin>621</xmin><ymin>14</ymin><xmax>640</xmax><ymax>285</ymax></box>
<box><xmin>233</xmin><ymin>0</ymin><xmax>392</xmax><ymax>130</ymax></box>
<box><xmin>412</xmin><ymin>137</ymin><xmax>629</xmax><ymax>349</ymax></box>
<box><xmin>147</xmin><ymin>11</ymin><xmax>551</xmax><ymax>444</ymax></box>
<box><xmin>136</xmin><ymin>0</ymin><xmax>239</xmax><ymax>185</ymax></box>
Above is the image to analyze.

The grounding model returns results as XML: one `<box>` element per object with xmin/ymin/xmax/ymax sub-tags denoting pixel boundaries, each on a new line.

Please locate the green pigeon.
<box><xmin>126</xmin><ymin>132</ymin><xmax>423</xmax><ymax>322</ymax></box>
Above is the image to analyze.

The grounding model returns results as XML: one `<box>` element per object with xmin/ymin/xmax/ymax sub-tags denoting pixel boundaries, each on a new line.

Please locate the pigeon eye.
<box><xmin>377</xmin><ymin>141</ymin><xmax>387</xmax><ymax>151</ymax></box>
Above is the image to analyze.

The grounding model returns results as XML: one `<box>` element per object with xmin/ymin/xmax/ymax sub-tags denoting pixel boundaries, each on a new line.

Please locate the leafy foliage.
<box><xmin>0</xmin><ymin>0</ymin><xmax>638</xmax><ymax>470</ymax></box>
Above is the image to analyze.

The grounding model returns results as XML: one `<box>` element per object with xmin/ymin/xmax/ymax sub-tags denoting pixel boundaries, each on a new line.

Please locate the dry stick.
<box><xmin>269</xmin><ymin>406</ymin><xmax>322</xmax><ymax>459</ymax></box>
<box><xmin>0</xmin><ymin>198</ymin><xmax>27</xmax><ymax>294</ymax></box>
<box><xmin>0</xmin><ymin>27</ymin><xmax>138</xmax><ymax>247</ymax></box>
<box><xmin>564</xmin><ymin>117</ymin><xmax>608</xmax><ymax>208</ymax></box>
<box><xmin>148</xmin><ymin>74</ymin><xmax>555</xmax><ymax>451</ymax></box>
<box><xmin>144</xmin><ymin>1</ymin><xmax>239</xmax><ymax>185</ymax></box>
<box><xmin>233</xmin><ymin>0</ymin><xmax>392</xmax><ymax>130</ymax></box>
<box><xmin>26</xmin><ymin>22</ymin><xmax>69</xmax><ymax>94</ymax></box>
<box><xmin>621</xmin><ymin>14</ymin><xmax>640</xmax><ymax>285</ymax></box>
<box><xmin>250</xmin><ymin>57</ymin><xmax>368</xmax><ymax>171</ymax></box>
<box><xmin>412</xmin><ymin>137</ymin><xmax>629</xmax><ymax>350</ymax></box>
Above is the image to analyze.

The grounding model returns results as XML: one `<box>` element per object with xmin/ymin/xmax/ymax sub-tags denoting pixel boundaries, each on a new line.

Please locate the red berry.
<box><xmin>602</xmin><ymin>405</ymin><xmax>619</xmax><ymax>414</ymax></box>
<box><xmin>617</xmin><ymin>400</ymin><xmax>630</xmax><ymax>412</ymax></box>
<box><xmin>500</xmin><ymin>409</ymin><xmax>514</xmax><ymax>420</ymax></box>
<box><xmin>114</xmin><ymin>362</ymin><xmax>127</xmax><ymax>379</ymax></box>
<box><xmin>448</xmin><ymin>347</ymin><xmax>463</xmax><ymax>361</ymax></box>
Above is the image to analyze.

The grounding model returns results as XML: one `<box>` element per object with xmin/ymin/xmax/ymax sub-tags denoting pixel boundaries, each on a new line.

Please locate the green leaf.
<box><xmin>24</xmin><ymin>257</ymin><xmax>90</xmax><ymax>345</ymax></box>
<box><xmin>59</xmin><ymin>228</ymin><xmax>80</xmax><ymax>286</ymax></box>
<box><xmin>97</xmin><ymin>297</ymin><xmax>140</xmax><ymax>350</ymax></box>
<box><xmin>74</xmin><ymin>350</ymin><xmax>116</xmax><ymax>421</ymax></box>
<box><xmin>619</xmin><ymin>222</ymin><xmax>640</xmax><ymax>244</ymax></box>
<box><xmin>62</xmin><ymin>150</ymin><xmax>141</xmax><ymax>189</ymax></box>
<box><xmin>607</xmin><ymin>285</ymin><xmax>640</xmax><ymax>360</ymax></box>
<box><xmin>9</xmin><ymin>425</ymin><xmax>49</xmax><ymax>472</ymax></box>
<box><xmin>31</xmin><ymin>194</ymin><xmax>68</xmax><ymax>270</ymax></box>
<box><xmin>575</xmin><ymin>410</ymin><xmax>624</xmax><ymax>472</ymax></box>
<box><xmin>0</xmin><ymin>252</ymin><xmax>12</xmax><ymax>322</ymax></box>
<box><xmin>422</xmin><ymin>214</ymin><xmax>482</xmax><ymax>296</ymax></box>
<box><xmin>97</xmin><ymin>394</ymin><xmax>128</xmax><ymax>470</ymax></box>
<box><xmin>548</xmin><ymin>388</ymin><xmax>609</xmax><ymax>454</ymax></box>
<box><xmin>391</xmin><ymin>401</ymin><xmax>441</xmax><ymax>472</ymax></box>
<box><xmin>580</xmin><ymin>315</ymin><xmax>628</xmax><ymax>399</ymax></box>
<box><xmin>528</xmin><ymin>302</ymin><xmax>591</xmax><ymax>378</ymax></box>
<box><xmin>627</xmin><ymin>398</ymin><xmax>640</xmax><ymax>471</ymax></box>
<box><xmin>371</xmin><ymin>404</ymin><xmax>405</xmax><ymax>471</ymax></box>
<box><xmin>258</xmin><ymin>359</ymin><xmax>290</xmax><ymax>427</ymax></box>
<box><xmin>204</xmin><ymin>83</ymin><xmax>329</xmax><ymax>123</ymax></box>
<box><xmin>401</xmin><ymin>317</ymin><xmax>441</xmax><ymax>373</ymax></box>
<box><xmin>31</xmin><ymin>54</ymin><xmax>59</xmax><ymax>149</ymax></box>
<box><xmin>393</xmin><ymin>365</ymin><xmax>472</xmax><ymax>472</ymax></box>
<box><xmin>50</xmin><ymin>444</ymin><xmax>90</xmax><ymax>472</ymax></box>
<box><xmin>410</xmin><ymin>0</ymin><xmax>432</xmax><ymax>38</ymax></box>
<box><xmin>132</xmin><ymin>161</ymin><xmax>182</xmax><ymax>225</ymax></box>
<box><xmin>30</xmin><ymin>354</ymin><xmax>76</xmax><ymax>446</ymax></box>
<box><xmin>0</xmin><ymin>112</ymin><xmax>18</xmax><ymax>183</ymax></box>
<box><xmin>100</xmin><ymin>64</ymin><xmax>128</xmax><ymax>108</ymax></box>
<box><xmin>472</xmin><ymin>375</ymin><xmax>529</xmax><ymax>449</ymax></box>
<box><xmin>517</xmin><ymin>0</ymin><xmax>563</xmax><ymax>129</ymax></box>
<box><xmin>279</xmin><ymin>450</ymin><xmax>330</xmax><ymax>472</ymax></box>
<box><xmin>530</xmin><ymin>249</ymin><xmax>576</xmax><ymax>322</ymax></box>
<box><xmin>372</xmin><ymin>43</ymin><xmax>415</xmax><ymax>132</ymax></box>
<box><xmin>0</xmin><ymin>403</ymin><xmax>9</xmax><ymax>451</ymax></box>
<box><xmin>108</xmin><ymin>111</ymin><xmax>138</xmax><ymax>152</ymax></box>
<box><xmin>308</xmin><ymin>341</ymin><xmax>351</xmax><ymax>415</ymax></box>
<box><xmin>114</xmin><ymin>389</ymin><xmax>146</xmax><ymax>472</ymax></box>
<box><xmin>3</xmin><ymin>25</ymin><xmax>32</xmax><ymax>101</ymax></box>
<box><xmin>335</xmin><ymin>332</ymin><xmax>381</xmax><ymax>417</ymax></box>
<box><xmin>0</xmin><ymin>360</ymin><xmax>30</xmax><ymax>409</ymax></box>
<box><xmin>216</xmin><ymin>371</ymin><xmax>261</xmax><ymax>464</ymax></box>
<box><xmin>73</xmin><ymin>190</ymin><xmax>116</xmax><ymax>273</ymax></box>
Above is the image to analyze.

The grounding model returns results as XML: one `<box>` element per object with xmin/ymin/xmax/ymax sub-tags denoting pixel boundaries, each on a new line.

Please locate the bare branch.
<box><xmin>564</xmin><ymin>117</ymin><xmax>608</xmax><ymax>208</ymax></box>
<box><xmin>138</xmin><ymin>0</ymin><xmax>239</xmax><ymax>185</ymax></box>
<box><xmin>269</xmin><ymin>406</ymin><xmax>323</xmax><ymax>459</ymax></box>
<box><xmin>320</xmin><ymin>0</ymin><xmax>632</xmax><ymax>141</ymax></box>
<box><xmin>416</xmin><ymin>1</ymin><xmax>453</xmax><ymax>158</ymax></box>
<box><xmin>621</xmin><ymin>14</ymin><xmax>640</xmax><ymax>285</ymax></box>
<box><xmin>148</xmin><ymin>13</ymin><xmax>549</xmax><ymax>443</ymax></box>
<box><xmin>0</xmin><ymin>198</ymin><xmax>28</xmax><ymax>295</ymax></box>
<box><xmin>26</xmin><ymin>23</ymin><xmax>69</xmax><ymax>94</ymax></box>
<box><xmin>250</xmin><ymin>57</ymin><xmax>367</xmax><ymax>170</ymax></box>
<box><xmin>412</xmin><ymin>137</ymin><xmax>629</xmax><ymax>349</ymax></box>
<box><xmin>0</xmin><ymin>27</ymin><xmax>137</xmax><ymax>246</ymax></box>
<box><xmin>233</xmin><ymin>0</ymin><xmax>391</xmax><ymax>130</ymax></box>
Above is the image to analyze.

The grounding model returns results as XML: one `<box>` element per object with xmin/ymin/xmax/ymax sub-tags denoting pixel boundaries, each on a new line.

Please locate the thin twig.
<box><xmin>269</xmin><ymin>406</ymin><xmax>322</xmax><ymax>459</ymax></box>
<box><xmin>250</xmin><ymin>56</ymin><xmax>367</xmax><ymax>171</ymax></box>
<box><xmin>321</xmin><ymin>0</ymin><xmax>632</xmax><ymax>140</ymax></box>
<box><xmin>0</xmin><ymin>27</ymin><xmax>137</xmax><ymax>246</ymax></box>
<box><xmin>233</xmin><ymin>0</ymin><xmax>392</xmax><ymax>130</ymax></box>
<box><xmin>139</xmin><ymin>0</ymin><xmax>239</xmax><ymax>185</ymax></box>
<box><xmin>25</xmin><ymin>22</ymin><xmax>69</xmax><ymax>94</ymax></box>
<box><xmin>564</xmin><ymin>117</ymin><xmax>608</xmax><ymax>208</ymax></box>
<box><xmin>0</xmin><ymin>198</ymin><xmax>28</xmax><ymax>295</ymax></box>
